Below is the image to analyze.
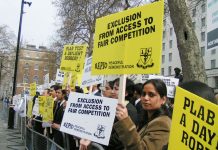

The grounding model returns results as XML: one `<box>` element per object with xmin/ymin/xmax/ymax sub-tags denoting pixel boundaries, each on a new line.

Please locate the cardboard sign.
<box><xmin>38</xmin><ymin>96</ymin><xmax>46</xmax><ymax>115</ymax></box>
<box><xmin>168</xmin><ymin>87</ymin><xmax>218</xmax><ymax>150</ymax></box>
<box><xmin>81</xmin><ymin>57</ymin><xmax>104</xmax><ymax>87</ymax></box>
<box><xmin>92</xmin><ymin>1</ymin><xmax>164</xmax><ymax>75</ymax></box>
<box><xmin>55</xmin><ymin>69</ymin><xmax>65</xmax><ymax>84</ymax></box>
<box><xmin>148</xmin><ymin>75</ymin><xmax>179</xmax><ymax>98</ymax></box>
<box><xmin>43</xmin><ymin>96</ymin><xmax>54</xmax><ymax>122</ymax></box>
<box><xmin>60</xmin><ymin>45</ymin><xmax>87</xmax><ymax>73</ymax></box>
<box><xmin>27</xmin><ymin>99</ymin><xmax>33</xmax><ymax>118</ymax></box>
<box><xmin>60</xmin><ymin>92</ymin><xmax>118</xmax><ymax>145</ymax></box>
<box><xmin>30</xmin><ymin>82</ymin><xmax>37</xmax><ymax>96</ymax></box>
<box><xmin>32</xmin><ymin>98</ymin><xmax>39</xmax><ymax>116</ymax></box>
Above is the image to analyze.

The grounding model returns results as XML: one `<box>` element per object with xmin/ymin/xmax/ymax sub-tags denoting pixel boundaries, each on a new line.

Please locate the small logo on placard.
<box><xmin>137</xmin><ymin>47</ymin><xmax>154</xmax><ymax>69</ymax></box>
<box><xmin>94</xmin><ymin>125</ymin><xmax>105</xmax><ymax>139</ymax></box>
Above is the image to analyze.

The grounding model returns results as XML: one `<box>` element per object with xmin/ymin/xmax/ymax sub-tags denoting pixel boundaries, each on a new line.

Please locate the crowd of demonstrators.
<box><xmin>25</xmin><ymin>73</ymin><xmax>218</xmax><ymax>150</ymax></box>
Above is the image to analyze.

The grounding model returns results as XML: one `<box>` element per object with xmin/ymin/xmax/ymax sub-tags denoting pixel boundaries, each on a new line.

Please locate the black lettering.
<box><xmin>197</xmin><ymin>106</ymin><xmax>204</xmax><ymax>121</ymax></box>
<box><xmin>206</xmin><ymin>109</ymin><xmax>215</xmax><ymax>125</ymax></box>
<box><xmin>180</xmin><ymin>113</ymin><xmax>186</xmax><ymax>127</ymax></box>
<box><xmin>183</xmin><ymin>97</ymin><xmax>190</xmax><ymax>110</ymax></box>
<box><xmin>181</xmin><ymin>130</ymin><xmax>188</xmax><ymax>145</ymax></box>
<box><xmin>189</xmin><ymin>136</ymin><xmax>196</xmax><ymax>150</ymax></box>
<box><xmin>190</xmin><ymin>100</ymin><xmax>197</xmax><ymax>115</ymax></box>
<box><xmin>196</xmin><ymin>141</ymin><xmax>204</xmax><ymax>150</ymax></box>
<box><xmin>191</xmin><ymin>120</ymin><xmax>199</xmax><ymax>135</ymax></box>
<box><xmin>199</xmin><ymin>126</ymin><xmax>207</xmax><ymax>142</ymax></box>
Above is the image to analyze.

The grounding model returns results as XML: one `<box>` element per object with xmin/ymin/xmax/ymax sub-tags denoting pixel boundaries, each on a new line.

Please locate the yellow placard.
<box><xmin>168</xmin><ymin>87</ymin><xmax>218</xmax><ymax>150</ymax></box>
<box><xmin>30</xmin><ymin>82</ymin><xmax>36</xmax><ymax>96</ymax></box>
<box><xmin>70</xmin><ymin>73</ymin><xmax>78</xmax><ymax>89</ymax></box>
<box><xmin>60</xmin><ymin>45</ymin><xmax>87</xmax><ymax>73</ymax></box>
<box><xmin>62</xmin><ymin>72</ymin><xmax>70</xmax><ymax>89</ymax></box>
<box><xmin>92</xmin><ymin>1</ymin><xmax>164</xmax><ymax>75</ymax></box>
<box><xmin>43</xmin><ymin>96</ymin><xmax>54</xmax><ymax>122</ymax></box>
<box><xmin>27</xmin><ymin>100</ymin><xmax>33</xmax><ymax>118</ymax></box>
<box><xmin>38</xmin><ymin>96</ymin><xmax>46</xmax><ymax>115</ymax></box>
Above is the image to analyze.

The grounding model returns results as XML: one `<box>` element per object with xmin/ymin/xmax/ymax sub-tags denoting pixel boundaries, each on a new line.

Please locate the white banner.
<box><xmin>148</xmin><ymin>75</ymin><xmax>179</xmax><ymax>98</ymax></box>
<box><xmin>81</xmin><ymin>57</ymin><xmax>104</xmax><ymax>87</ymax></box>
<box><xmin>32</xmin><ymin>98</ymin><xmax>39</xmax><ymax>116</ymax></box>
<box><xmin>55</xmin><ymin>69</ymin><xmax>64</xmax><ymax>84</ymax></box>
<box><xmin>60</xmin><ymin>92</ymin><xmax>118</xmax><ymax>145</ymax></box>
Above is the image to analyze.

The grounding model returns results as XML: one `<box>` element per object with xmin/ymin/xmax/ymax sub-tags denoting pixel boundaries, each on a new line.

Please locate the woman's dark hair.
<box><xmin>113</xmin><ymin>78</ymin><xmax>135</xmax><ymax>102</ymax></box>
<box><xmin>143</xmin><ymin>79</ymin><xmax>167</xmax><ymax>98</ymax></box>
<box><xmin>107</xmin><ymin>81</ymin><xmax>114</xmax><ymax>89</ymax></box>
<box><xmin>179</xmin><ymin>80</ymin><xmax>216</xmax><ymax>104</ymax></box>
<box><xmin>75</xmin><ymin>86</ymin><xmax>84</xmax><ymax>93</ymax></box>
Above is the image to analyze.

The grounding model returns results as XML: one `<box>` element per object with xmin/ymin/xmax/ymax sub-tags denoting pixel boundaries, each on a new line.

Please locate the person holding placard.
<box><xmin>114</xmin><ymin>79</ymin><xmax>171</xmax><ymax>150</ymax></box>
<box><xmin>51</xmin><ymin>89</ymin><xmax>67</xmax><ymax>149</ymax></box>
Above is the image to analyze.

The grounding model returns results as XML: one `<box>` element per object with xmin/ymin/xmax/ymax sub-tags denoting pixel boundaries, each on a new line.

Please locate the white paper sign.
<box><xmin>60</xmin><ymin>92</ymin><xmax>118</xmax><ymax>145</ymax></box>
<box><xmin>55</xmin><ymin>69</ymin><xmax>64</xmax><ymax>83</ymax></box>
<box><xmin>81</xmin><ymin>57</ymin><xmax>104</xmax><ymax>87</ymax></box>
<box><xmin>32</xmin><ymin>98</ymin><xmax>39</xmax><ymax>116</ymax></box>
<box><xmin>148</xmin><ymin>75</ymin><xmax>179</xmax><ymax>98</ymax></box>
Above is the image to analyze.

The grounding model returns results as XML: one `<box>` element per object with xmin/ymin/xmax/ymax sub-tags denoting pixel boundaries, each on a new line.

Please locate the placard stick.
<box><xmin>88</xmin><ymin>85</ymin><xmax>93</xmax><ymax>94</ymax></box>
<box><xmin>118</xmin><ymin>74</ymin><xmax>127</xmax><ymax>104</ymax></box>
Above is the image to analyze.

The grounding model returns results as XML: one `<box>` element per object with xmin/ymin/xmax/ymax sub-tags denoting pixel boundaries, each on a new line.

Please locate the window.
<box><xmin>36</xmin><ymin>54</ymin><xmax>40</xmax><ymax>58</ymax></box>
<box><xmin>192</xmin><ymin>22</ymin><xmax>196</xmax><ymax>30</ymax></box>
<box><xmin>162</xmin><ymin>55</ymin><xmax>165</xmax><ymax>63</ymax></box>
<box><xmin>162</xmin><ymin>43</ymin><xmax>165</xmax><ymax>51</ymax></box>
<box><xmin>163</xmin><ymin>31</ymin><xmax>166</xmax><ymax>39</ymax></box>
<box><xmin>44</xmin><ymin>65</ymin><xmax>48</xmax><ymax>71</ymax></box>
<box><xmin>169</xmin><ymin>53</ymin><xmax>172</xmax><ymax>62</ymax></box>
<box><xmin>215</xmin><ymin>77</ymin><xmax>218</xmax><ymax>88</ymax></box>
<box><xmin>201</xmin><ymin>46</ymin><xmax>205</xmax><ymax>56</ymax></box>
<box><xmin>211</xmin><ymin>60</ymin><xmax>216</xmax><ymax>69</ymax></box>
<box><xmin>201</xmin><ymin>17</ymin><xmax>206</xmax><ymax>28</ymax></box>
<box><xmin>168</xmin><ymin>66</ymin><xmax>172</xmax><ymax>76</ymax></box>
<box><xmin>201</xmin><ymin>4</ymin><xmax>206</xmax><ymax>13</ymax></box>
<box><xmin>24</xmin><ymin>63</ymin><xmax>29</xmax><ymax>69</ymax></box>
<box><xmin>170</xmin><ymin>28</ymin><xmax>173</xmax><ymax>36</ymax></box>
<box><xmin>211</xmin><ymin>49</ymin><xmax>216</xmax><ymax>55</ymax></box>
<box><xmin>23</xmin><ymin>75</ymin><xmax>29</xmax><ymax>83</ymax></box>
<box><xmin>169</xmin><ymin>40</ymin><xmax>173</xmax><ymax>48</ymax></box>
<box><xmin>34</xmin><ymin>64</ymin><xmax>39</xmax><ymax>70</ymax></box>
<box><xmin>201</xmin><ymin>32</ymin><xmax>205</xmax><ymax>42</ymax></box>
<box><xmin>161</xmin><ymin>68</ymin><xmax>164</xmax><ymax>76</ymax></box>
<box><xmin>33</xmin><ymin>76</ymin><xmax>39</xmax><ymax>84</ymax></box>
<box><xmin>192</xmin><ymin>8</ymin><xmax>196</xmax><ymax>17</ymax></box>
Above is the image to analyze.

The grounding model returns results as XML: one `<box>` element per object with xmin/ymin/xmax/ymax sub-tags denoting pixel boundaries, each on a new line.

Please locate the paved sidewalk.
<box><xmin>0</xmin><ymin>101</ymin><xmax>25</xmax><ymax>150</ymax></box>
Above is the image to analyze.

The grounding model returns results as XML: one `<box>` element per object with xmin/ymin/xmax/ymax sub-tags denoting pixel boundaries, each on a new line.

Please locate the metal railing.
<box><xmin>19</xmin><ymin>117</ymin><xmax>105</xmax><ymax>150</ymax></box>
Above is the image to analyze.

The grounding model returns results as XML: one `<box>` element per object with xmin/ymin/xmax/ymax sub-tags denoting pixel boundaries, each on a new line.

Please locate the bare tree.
<box><xmin>167</xmin><ymin>0</ymin><xmax>207</xmax><ymax>83</ymax></box>
<box><xmin>51</xmin><ymin>0</ymin><xmax>142</xmax><ymax>64</ymax></box>
<box><xmin>0</xmin><ymin>25</ymin><xmax>16</xmax><ymax>52</ymax></box>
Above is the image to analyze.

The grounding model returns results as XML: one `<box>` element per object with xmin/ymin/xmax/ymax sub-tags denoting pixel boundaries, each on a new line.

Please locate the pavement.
<box><xmin>0</xmin><ymin>101</ymin><xmax>25</xmax><ymax>150</ymax></box>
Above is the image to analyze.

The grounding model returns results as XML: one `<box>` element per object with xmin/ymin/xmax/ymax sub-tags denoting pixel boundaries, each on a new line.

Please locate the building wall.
<box><xmin>162</xmin><ymin>0</ymin><xmax>218</xmax><ymax>90</ymax></box>
<box><xmin>16</xmin><ymin>45</ymin><xmax>57</xmax><ymax>94</ymax></box>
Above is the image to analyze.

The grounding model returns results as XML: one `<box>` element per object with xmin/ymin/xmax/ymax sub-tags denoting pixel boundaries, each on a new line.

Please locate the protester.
<box><xmin>174</xmin><ymin>67</ymin><xmax>183</xmax><ymax>83</ymax></box>
<box><xmin>179</xmin><ymin>80</ymin><xmax>217</xmax><ymax>104</ymax></box>
<box><xmin>51</xmin><ymin>89</ymin><xmax>67</xmax><ymax>148</ymax></box>
<box><xmin>101</xmin><ymin>81</ymin><xmax>114</xmax><ymax>98</ymax></box>
<box><xmin>114</xmin><ymin>79</ymin><xmax>171</xmax><ymax>150</ymax></box>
